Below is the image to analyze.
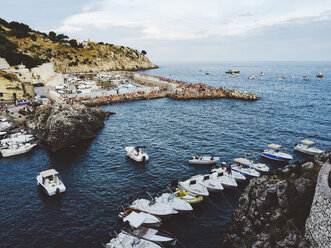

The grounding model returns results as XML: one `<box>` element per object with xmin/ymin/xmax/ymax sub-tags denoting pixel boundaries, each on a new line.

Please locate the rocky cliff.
<box><xmin>221</xmin><ymin>151</ymin><xmax>331</xmax><ymax>248</ymax></box>
<box><xmin>28</xmin><ymin>104</ymin><xmax>110</xmax><ymax>152</ymax></box>
<box><xmin>0</xmin><ymin>18</ymin><xmax>158</xmax><ymax>73</ymax></box>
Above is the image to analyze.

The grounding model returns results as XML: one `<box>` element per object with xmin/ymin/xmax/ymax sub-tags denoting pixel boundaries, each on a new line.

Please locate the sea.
<box><xmin>0</xmin><ymin>61</ymin><xmax>330</xmax><ymax>248</ymax></box>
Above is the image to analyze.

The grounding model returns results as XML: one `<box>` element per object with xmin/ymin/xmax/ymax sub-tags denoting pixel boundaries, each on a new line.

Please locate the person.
<box><xmin>211</xmin><ymin>156</ymin><xmax>214</xmax><ymax>161</ymax></box>
<box><xmin>195</xmin><ymin>155</ymin><xmax>199</xmax><ymax>159</ymax></box>
<box><xmin>221</xmin><ymin>162</ymin><xmax>226</xmax><ymax>170</ymax></box>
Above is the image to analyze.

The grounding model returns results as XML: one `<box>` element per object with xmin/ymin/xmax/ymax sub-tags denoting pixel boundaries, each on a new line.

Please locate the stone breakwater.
<box><xmin>28</xmin><ymin>104</ymin><xmax>111</xmax><ymax>152</ymax></box>
<box><xmin>221</xmin><ymin>151</ymin><xmax>331</xmax><ymax>248</ymax></box>
<box><xmin>305</xmin><ymin>154</ymin><xmax>331</xmax><ymax>248</ymax></box>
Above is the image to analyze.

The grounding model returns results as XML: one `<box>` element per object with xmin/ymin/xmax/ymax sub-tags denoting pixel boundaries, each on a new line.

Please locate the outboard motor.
<box><xmin>142</xmin><ymin>156</ymin><xmax>146</xmax><ymax>162</ymax></box>
<box><xmin>56</xmin><ymin>188</ymin><xmax>60</xmax><ymax>194</ymax></box>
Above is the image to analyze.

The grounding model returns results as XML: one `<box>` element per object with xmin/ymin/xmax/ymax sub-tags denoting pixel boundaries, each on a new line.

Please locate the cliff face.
<box><xmin>0</xmin><ymin>18</ymin><xmax>158</xmax><ymax>73</ymax></box>
<box><xmin>28</xmin><ymin>104</ymin><xmax>110</xmax><ymax>152</ymax></box>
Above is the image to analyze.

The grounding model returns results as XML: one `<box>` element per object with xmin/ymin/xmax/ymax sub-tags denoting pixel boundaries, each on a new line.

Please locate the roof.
<box><xmin>301</xmin><ymin>139</ymin><xmax>315</xmax><ymax>145</ymax></box>
<box><xmin>123</xmin><ymin>211</ymin><xmax>145</xmax><ymax>228</ymax></box>
<box><xmin>268</xmin><ymin>144</ymin><xmax>282</xmax><ymax>149</ymax></box>
<box><xmin>234</xmin><ymin>158</ymin><xmax>249</xmax><ymax>164</ymax></box>
<box><xmin>40</xmin><ymin>169</ymin><xmax>58</xmax><ymax>178</ymax></box>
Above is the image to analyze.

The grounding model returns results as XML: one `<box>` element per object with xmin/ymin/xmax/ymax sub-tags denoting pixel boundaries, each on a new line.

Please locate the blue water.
<box><xmin>0</xmin><ymin>62</ymin><xmax>330</xmax><ymax>248</ymax></box>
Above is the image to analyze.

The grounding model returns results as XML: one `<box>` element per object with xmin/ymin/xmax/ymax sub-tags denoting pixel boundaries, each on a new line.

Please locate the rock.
<box><xmin>276</xmin><ymin>180</ymin><xmax>288</xmax><ymax>208</ymax></box>
<box><xmin>295</xmin><ymin>177</ymin><xmax>312</xmax><ymax>194</ymax></box>
<box><xmin>276</xmin><ymin>234</ymin><xmax>300</xmax><ymax>248</ymax></box>
<box><xmin>302</xmin><ymin>162</ymin><xmax>314</xmax><ymax>169</ymax></box>
<box><xmin>252</xmin><ymin>233</ymin><xmax>271</xmax><ymax>248</ymax></box>
<box><xmin>28</xmin><ymin>104</ymin><xmax>110</xmax><ymax>152</ymax></box>
<box><xmin>290</xmin><ymin>173</ymin><xmax>297</xmax><ymax>179</ymax></box>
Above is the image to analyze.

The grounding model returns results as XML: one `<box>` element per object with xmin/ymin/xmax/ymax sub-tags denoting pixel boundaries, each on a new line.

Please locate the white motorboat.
<box><xmin>259</xmin><ymin>72</ymin><xmax>264</xmax><ymax>76</ymax></box>
<box><xmin>248</xmin><ymin>75</ymin><xmax>255</xmax><ymax>79</ymax></box>
<box><xmin>125</xmin><ymin>146</ymin><xmax>149</xmax><ymax>162</ymax></box>
<box><xmin>1</xmin><ymin>134</ymin><xmax>34</xmax><ymax>146</ymax></box>
<box><xmin>105</xmin><ymin>232</ymin><xmax>162</xmax><ymax>248</ymax></box>
<box><xmin>122</xmin><ymin>223</ymin><xmax>177</xmax><ymax>246</ymax></box>
<box><xmin>261</xmin><ymin>144</ymin><xmax>293</xmax><ymax>161</ymax></box>
<box><xmin>178</xmin><ymin>178</ymin><xmax>209</xmax><ymax>196</ymax></box>
<box><xmin>211</xmin><ymin>166</ymin><xmax>246</xmax><ymax>182</ymax></box>
<box><xmin>230</xmin><ymin>162</ymin><xmax>260</xmax><ymax>178</ymax></box>
<box><xmin>119</xmin><ymin>210</ymin><xmax>161</xmax><ymax>228</ymax></box>
<box><xmin>165</xmin><ymin>189</ymin><xmax>204</xmax><ymax>204</ymax></box>
<box><xmin>294</xmin><ymin>140</ymin><xmax>324</xmax><ymax>155</ymax></box>
<box><xmin>189</xmin><ymin>155</ymin><xmax>219</xmax><ymax>165</ymax></box>
<box><xmin>155</xmin><ymin>193</ymin><xmax>193</xmax><ymax>212</ymax></box>
<box><xmin>194</xmin><ymin>174</ymin><xmax>224</xmax><ymax>192</ymax></box>
<box><xmin>1</xmin><ymin>143</ymin><xmax>37</xmax><ymax>157</ymax></box>
<box><xmin>209</xmin><ymin>171</ymin><xmax>238</xmax><ymax>188</ymax></box>
<box><xmin>129</xmin><ymin>199</ymin><xmax>178</xmax><ymax>218</ymax></box>
<box><xmin>36</xmin><ymin>169</ymin><xmax>66</xmax><ymax>196</ymax></box>
<box><xmin>238</xmin><ymin>154</ymin><xmax>270</xmax><ymax>172</ymax></box>
<box><xmin>0</xmin><ymin>121</ymin><xmax>12</xmax><ymax>131</ymax></box>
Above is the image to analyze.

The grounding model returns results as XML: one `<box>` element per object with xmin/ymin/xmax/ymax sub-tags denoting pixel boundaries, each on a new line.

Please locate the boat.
<box><xmin>129</xmin><ymin>199</ymin><xmax>178</xmax><ymax>218</ymax></box>
<box><xmin>230</xmin><ymin>162</ymin><xmax>260</xmax><ymax>178</ymax></box>
<box><xmin>1</xmin><ymin>143</ymin><xmax>37</xmax><ymax>157</ymax></box>
<box><xmin>125</xmin><ymin>146</ymin><xmax>149</xmax><ymax>162</ymax></box>
<box><xmin>105</xmin><ymin>232</ymin><xmax>163</xmax><ymax>248</ymax></box>
<box><xmin>118</xmin><ymin>209</ymin><xmax>162</xmax><ymax>227</ymax></box>
<box><xmin>36</xmin><ymin>169</ymin><xmax>66</xmax><ymax>196</ymax></box>
<box><xmin>259</xmin><ymin>72</ymin><xmax>264</xmax><ymax>76</ymax></box>
<box><xmin>205</xmin><ymin>72</ymin><xmax>210</xmax><ymax>75</ymax></box>
<box><xmin>165</xmin><ymin>188</ymin><xmax>203</xmax><ymax>204</ymax></box>
<box><xmin>209</xmin><ymin>171</ymin><xmax>237</xmax><ymax>188</ymax></box>
<box><xmin>189</xmin><ymin>155</ymin><xmax>220</xmax><ymax>165</ymax></box>
<box><xmin>1</xmin><ymin>134</ymin><xmax>34</xmax><ymax>146</ymax></box>
<box><xmin>154</xmin><ymin>193</ymin><xmax>193</xmax><ymax>212</ymax></box>
<box><xmin>178</xmin><ymin>178</ymin><xmax>209</xmax><ymax>196</ymax></box>
<box><xmin>240</xmin><ymin>154</ymin><xmax>270</xmax><ymax>172</ymax></box>
<box><xmin>248</xmin><ymin>75</ymin><xmax>255</xmax><ymax>79</ymax></box>
<box><xmin>316</xmin><ymin>73</ymin><xmax>323</xmax><ymax>78</ymax></box>
<box><xmin>194</xmin><ymin>174</ymin><xmax>224</xmax><ymax>192</ymax></box>
<box><xmin>303</xmin><ymin>77</ymin><xmax>310</xmax><ymax>81</ymax></box>
<box><xmin>211</xmin><ymin>165</ymin><xmax>246</xmax><ymax>182</ymax></box>
<box><xmin>294</xmin><ymin>140</ymin><xmax>324</xmax><ymax>155</ymax></box>
<box><xmin>261</xmin><ymin>144</ymin><xmax>293</xmax><ymax>161</ymax></box>
<box><xmin>121</xmin><ymin>222</ymin><xmax>177</xmax><ymax>246</ymax></box>
<box><xmin>225</xmin><ymin>69</ymin><xmax>240</xmax><ymax>74</ymax></box>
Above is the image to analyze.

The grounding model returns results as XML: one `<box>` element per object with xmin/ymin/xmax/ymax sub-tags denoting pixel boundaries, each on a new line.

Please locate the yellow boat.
<box><xmin>166</xmin><ymin>188</ymin><xmax>203</xmax><ymax>204</ymax></box>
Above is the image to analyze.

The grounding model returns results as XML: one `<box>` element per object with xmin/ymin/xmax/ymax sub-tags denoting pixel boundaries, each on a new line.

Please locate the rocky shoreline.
<box><xmin>28</xmin><ymin>104</ymin><xmax>112</xmax><ymax>152</ymax></box>
<box><xmin>221</xmin><ymin>151</ymin><xmax>331</xmax><ymax>248</ymax></box>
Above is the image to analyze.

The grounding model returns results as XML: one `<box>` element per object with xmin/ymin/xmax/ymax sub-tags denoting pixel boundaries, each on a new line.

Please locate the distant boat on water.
<box><xmin>248</xmin><ymin>75</ymin><xmax>255</xmax><ymax>80</ymax></box>
<box><xmin>225</xmin><ymin>69</ymin><xmax>240</xmax><ymax>74</ymax></box>
<box><xmin>316</xmin><ymin>73</ymin><xmax>323</xmax><ymax>78</ymax></box>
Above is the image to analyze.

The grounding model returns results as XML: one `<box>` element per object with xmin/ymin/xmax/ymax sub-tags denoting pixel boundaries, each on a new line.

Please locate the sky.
<box><xmin>1</xmin><ymin>0</ymin><xmax>331</xmax><ymax>63</ymax></box>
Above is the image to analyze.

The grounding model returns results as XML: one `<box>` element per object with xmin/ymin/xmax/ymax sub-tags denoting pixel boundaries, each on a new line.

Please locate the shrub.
<box><xmin>141</xmin><ymin>50</ymin><xmax>147</xmax><ymax>55</ymax></box>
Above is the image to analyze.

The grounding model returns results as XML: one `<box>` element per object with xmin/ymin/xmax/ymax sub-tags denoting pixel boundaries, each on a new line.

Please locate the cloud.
<box><xmin>55</xmin><ymin>0</ymin><xmax>331</xmax><ymax>41</ymax></box>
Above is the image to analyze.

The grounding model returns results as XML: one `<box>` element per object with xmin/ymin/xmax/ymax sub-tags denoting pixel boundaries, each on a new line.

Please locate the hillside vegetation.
<box><xmin>0</xmin><ymin>18</ymin><xmax>157</xmax><ymax>73</ymax></box>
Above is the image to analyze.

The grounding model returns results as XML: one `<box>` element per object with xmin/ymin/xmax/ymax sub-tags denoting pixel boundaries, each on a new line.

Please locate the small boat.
<box><xmin>36</xmin><ymin>169</ymin><xmax>66</xmax><ymax>196</ymax></box>
<box><xmin>294</xmin><ymin>140</ymin><xmax>324</xmax><ymax>155</ymax></box>
<box><xmin>178</xmin><ymin>178</ymin><xmax>209</xmax><ymax>196</ymax></box>
<box><xmin>194</xmin><ymin>174</ymin><xmax>224</xmax><ymax>192</ymax></box>
<box><xmin>205</xmin><ymin>72</ymin><xmax>210</xmax><ymax>75</ymax></box>
<box><xmin>240</xmin><ymin>154</ymin><xmax>270</xmax><ymax>172</ymax></box>
<box><xmin>259</xmin><ymin>72</ymin><xmax>264</xmax><ymax>76</ymax></box>
<box><xmin>316</xmin><ymin>73</ymin><xmax>323</xmax><ymax>78</ymax></box>
<box><xmin>105</xmin><ymin>232</ymin><xmax>163</xmax><ymax>248</ymax></box>
<box><xmin>154</xmin><ymin>193</ymin><xmax>193</xmax><ymax>212</ymax></box>
<box><xmin>1</xmin><ymin>143</ymin><xmax>37</xmax><ymax>157</ymax></box>
<box><xmin>121</xmin><ymin>222</ymin><xmax>177</xmax><ymax>246</ymax></box>
<box><xmin>210</xmin><ymin>171</ymin><xmax>237</xmax><ymax>188</ymax></box>
<box><xmin>303</xmin><ymin>77</ymin><xmax>310</xmax><ymax>81</ymax></box>
<box><xmin>125</xmin><ymin>146</ymin><xmax>149</xmax><ymax>162</ymax></box>
<box><xmin>129</xmin><ymin>199</ymin><xmax>178</xmax><ymax>218</ymax></box>
<box><xmin>189</xmin><ymin>155</ymin><xmax>219</xmax><ymax>165</ymax></box>
<box><xmin>165</xmin><ymin>188</ymin><xmax>203</xmax><ymax>204</ymax></box>
<box><xmin>211</xmin><ymin>166</ymin><xmax>246</xmax><ymax>182</ymax></box>
<box><xmin>261</xmin><ymin>144</ymin><xmax>293</xmax><ymax>161</ymax></box>
<box><xmin>118</xmin><ymin>209</ymin><xmax>161</xmax><ymax>227</ymax></box>
<box><xmin>291</xmin><ymin>76</ymin><xmax>299</xmax><ymax>79</ymax></box>
<box><xmin>248</xmin><ymin>75</ymin><xmax>255</xmax><ymax>79</ymax></box>
<box><xmin>1</xmin><ymin>134</ymin><xmax>34</xmax><ymax>146</ymax></box>
<box><xmin>121</xmin><ymin>211</ymin><xmax>161</xmax><ymax>227</ymax></box>
<box><xmin>226</xmin><ymin>69</ymin><xmax>240</xmax><ymax>74</ymax></box>
<box><xmin>230</xmin><ymin>163</ymin><xmax>260</xmax><ymax>178</ymax></box>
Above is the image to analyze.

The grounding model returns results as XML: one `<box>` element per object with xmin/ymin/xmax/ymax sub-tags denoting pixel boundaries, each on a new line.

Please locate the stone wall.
<box><xmin>305</xmin><ymin>159</ymin><xmax>331</xmax><ymax>247</ymax></box>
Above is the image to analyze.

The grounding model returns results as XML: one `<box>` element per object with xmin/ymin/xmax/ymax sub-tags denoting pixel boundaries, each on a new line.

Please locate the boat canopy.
<box><xmin>234</xmin><ymin>158</ymin><xmax>249</xmax><ymax>164</ymax></box>
<box><xmin>123</xmin><ymin>211</ymin><xmax>145</xmax><ymax>228</ymax></box>
<box><xmin>40</xmin><ymin>169</ymin><xmax>58</xmax><ymax>178</ymax></box>
<box><xmin>301</xmin><ymin>139</ymin><xmax>315</xmax><ymax>145</ymax></box>
<box><xmin>268</xmin><ymin>144</ymin><xmax>282</xmax><ymax>149</ymax></box>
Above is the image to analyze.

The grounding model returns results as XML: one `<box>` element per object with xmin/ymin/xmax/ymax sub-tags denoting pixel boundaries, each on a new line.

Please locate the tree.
<box><xmin>141</xmin><ymin>50</ymin><xmax>147</xmax><ymax>55</ymax></box>
<box><xmin>48</xmin><ymin>31</ymin><xmax>57</xmax><ymax>41</ymax></box>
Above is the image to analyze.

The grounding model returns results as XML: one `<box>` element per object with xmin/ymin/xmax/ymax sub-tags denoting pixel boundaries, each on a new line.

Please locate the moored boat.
<box><xmin>178</xmin><ymin>178</ymin><xmax>209</xmax><ymax>196</ymax></box>
<box><xmin>118</xmin><ymin>209</ymin><xmax>162</xmax><ymax>227</ymax></box>
<box><xmin>211</xmin><ymin>165</ymin><xmax>246</xmax><ymax>182</ymax></box>
<box><xmin>165</xmin><ymin>188</ymin><xmax>203</xmax><ymax>204</ymax></box>
<box><xmin>210</xmin><ymin>171</ymin><xmax>238</xmax><ymax>188</ymax></box>
<box><xmin>105</xmin><ymin>232</ymin><xmax>163</xmax><ymax>248</ymax></box>
<box><xmin>129</xmin><ymin>199</ymin><xmax>178</xmax><ymax>218</ymax></box>
<box><xmin>1</xmin><ymin>143</ymin><xmax>37</xmax><ymax>157</ymax></box>
<box><xmin>189</xmin><ymin>155</ymin><xmax>219</xmax><ymax>165</ymax></box>
<box><xmin>294</xmin><ymin>140</ymin><xmax>324</xmax><ymax>155</ymax></box>
<box><xmin>231</xmin><ymin>159</ymin><xmax>260</xmax><ymax>178</ymax></box>
<box><xmin>154</xmin><ymin>193</ymin><xmax>193</xmax><ymax>212</ymax></box>
<box><xmin>125</xmin><ymin>146</ymin><xmax>149</xmax><ymax>162</ymax></box>
<box><xmin>239</xmin><ymin>154</ymin><xmax>270</xmax><ymax>172</ymax></box>
<box><xmin>261</xmin><ymin>144</ymin><xmax>293</xmax><ymax>161</ymax></box>
<box><xmin>36</xmin><ymin>169</ymin><xmax>66</xmax><ymax>196</ymax></box>
<box><xmin>194</xmin><ymin>174</ymin><xmax>224</xmax><ymax>192</ymax></box>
